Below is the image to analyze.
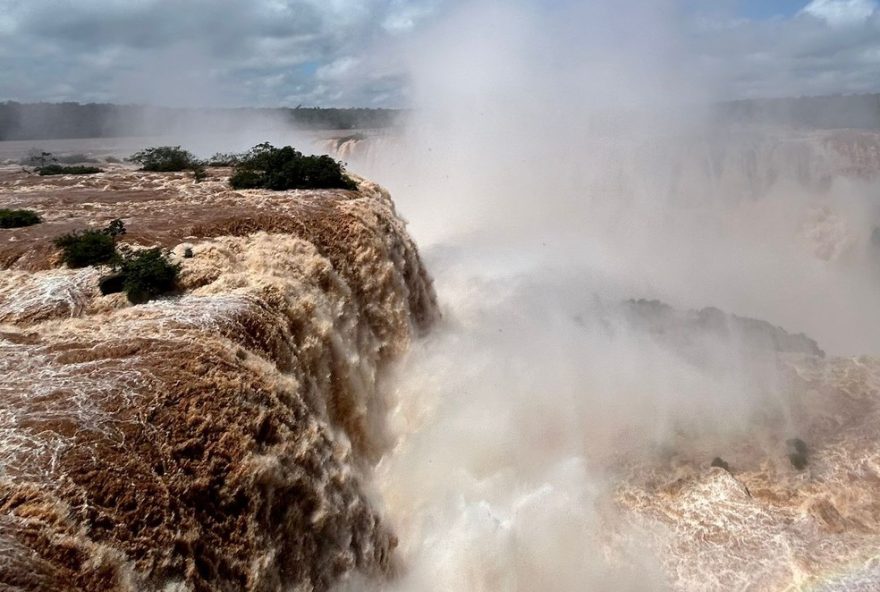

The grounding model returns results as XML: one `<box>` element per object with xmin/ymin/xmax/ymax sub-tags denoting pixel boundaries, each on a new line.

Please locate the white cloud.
<box><xmin>316</xmin><ymin>56</ymin><xmax>360</xmax><ymax>81</ymax></box>
<box><xmin>383</xmin><ymin>0</ymin><xmax>438</xmax><ymax>33</ymax></box>
<box><xmin>801</xmin><ymin>0</ymin><xmax>877</xmax><ymax>26</ymax></box>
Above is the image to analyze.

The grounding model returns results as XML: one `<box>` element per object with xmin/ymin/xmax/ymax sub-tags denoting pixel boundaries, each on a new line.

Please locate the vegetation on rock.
<box><xmin>787</xmin><ymin>438</ymin><xmax>809</xmax><ymax>470</ymax></box>
<box><xmin>0</xmin><ymin>208</ymin><xmax>42</xmax><ymax>228</ymax></box>
<box><xmin>229</xmin><ymin>143</ymin><xmax>357</xmax><ymax>191</ymax></box>
<box><xmin>54</xmin><ymin>216</ymin><xmax>178</xmax><ymax>303</ymax></box>
<box><xmin>20</xmin><ymin>150</ymin><xmax>56</xmax><ymax>167</ymax></box>
<box><xmin>37</xmin><ymin>164</ymin><xmax>103</xmax><ymax>176</ymax></box>
<box><xmin>114</xmin><ymin>247</ymin><xmax>180</xmax><ymax>304</ymax></box>
<box><xmin>207</xmin><ymin>152</ymin><xmax>244</xmax><ymax>167</ymax></box>
<box><xmin>710</xmin><ymin>457</ymin><xmax>731</xmax><ymax>472</ymax></box>
<box><xmin>20</xmin><ymin>151</ymin><xmax>101</xmax><ymax>174</ymax></box>
<box><xmin>54</xmin><ymin>229</ymin><xmax>117</xmax><ymax>268</ymax></box>
<box><xmin>129</xmin><ymin>145</ymin><xmax>208</xmax><ymax>182</ymax></box>
<box><xmin>53</xmin><ymin>218</ymin><xmax>126</xmax><ymax>268</ymax></box>
<box><xmin>129</xmin><ymin>146</ymin><xmax>200</xmax><ymax>172</ymax></box>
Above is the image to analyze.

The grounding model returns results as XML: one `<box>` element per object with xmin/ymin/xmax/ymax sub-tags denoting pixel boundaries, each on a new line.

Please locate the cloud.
<box><xmin>383</xmin><ymin>0</ymin><xmax>439</xmax><ymax>32</ymax></box>
<box><xmin>0</xmin><ymin>0</ymin><xmax>879</xmax><ymax>106</ymax></box>
<box><xmin>801</xmin><ymin>0</ymin><xmax>877</xmax><ymax>26</ymax></box>
<box><xmin>316</xmin><ymin>57</ymin><xmax>360</xmax><ymax>81</ymax></box>
<box><xmin>689</xmin><ymin>2</ymin><xmax>880</xmax><ymax>98</ymax></box>
<box><xmin>0</xmin><ymin>0</ymin><xmax>435</xmax><ymax>106</ymax></box>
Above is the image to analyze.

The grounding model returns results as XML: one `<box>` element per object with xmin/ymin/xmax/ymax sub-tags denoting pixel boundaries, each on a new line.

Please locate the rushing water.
<box><xmin>2</xmin><ymin>121</ymin><xmax>880</xmax><ymax>591</ymax></box>
<box><xmin>327</xmin><ymin>125</ymin><xmax>880</xmax><ymax>591</ymax></box>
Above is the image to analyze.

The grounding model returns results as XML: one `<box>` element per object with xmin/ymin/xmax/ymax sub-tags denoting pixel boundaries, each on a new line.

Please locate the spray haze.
<box><xmin>328</xmin><ymin>0</ymin><xmax>880</xmax><ymax>589</ymax></box>
<box><xmin>355</xmin><ymin>0</ymin><xmax>880</xmax><ymax>356</ymax></box>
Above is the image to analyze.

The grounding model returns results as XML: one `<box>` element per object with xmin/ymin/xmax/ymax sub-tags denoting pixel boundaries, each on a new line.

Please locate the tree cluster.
<box><xmin>37</xmin><ymin>164</ymin><xmax>103</xmax><ymax>176</ymax></box>
<box><xmin>229</xmin><ymin>143</ymin><xmax>357</xmax><ymax>191</ymax></box>
<box><xmin>0</xmin><ymin>102</ymin><xmax>402</xmax><ymax>141</ymax></box>
<box><xmin>128</xmin><ymin>146</ymin><xmax>200</xmax><ymax>172</ymax></box>
<box><xmin>53</xmin><ymin>219</ymin><xmax>180</xmax><ymax>304</ymax></box>
<box><xmin>0</xmin><ymin>209</ymin><xmax>41</xmax><ymax>228</ymax></box>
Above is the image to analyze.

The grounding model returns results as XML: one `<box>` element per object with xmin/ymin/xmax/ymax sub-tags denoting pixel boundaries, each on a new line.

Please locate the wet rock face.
<box><xmin>710</xmin><ymin>457</ymin><xmax>731</xmax><ymax>472</ymax></box>
<box><xmin>623</xmin><ymin>299</ymin><xmax>824</xmax><ymax>357</ymax></box>
<box><xmin>786</xmin><ymin>438</ymin><xmax>809</xmax><ymax>470</ymax></box>
<box><xmin>0</xmin><ymin>166</ymin><xmax>438</xmax><ymax>591</ymax></box>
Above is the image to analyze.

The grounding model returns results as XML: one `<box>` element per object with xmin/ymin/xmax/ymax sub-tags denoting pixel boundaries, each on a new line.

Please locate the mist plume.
<box><xmin>325</xmin><ymin>1</ymin><xmax>880</xmax><ymax>590</ymax></box>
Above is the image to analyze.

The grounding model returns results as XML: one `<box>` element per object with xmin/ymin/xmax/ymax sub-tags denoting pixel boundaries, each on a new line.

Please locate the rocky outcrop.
<box><xmin>623</xmin><ymin>299</ymin><xmax>824</xmax><ymax>357</ymax></box>
<box><xmin>0</xmin><ymin>166</ymin><xmax>437</xmax><ymax>591</ymax></box>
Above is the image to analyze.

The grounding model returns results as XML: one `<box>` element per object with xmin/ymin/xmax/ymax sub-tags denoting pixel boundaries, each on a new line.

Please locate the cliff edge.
<box><xmin>0</xmin><ymin>166</ymin><xmax>437</xmax><ymax>591</ymax></box>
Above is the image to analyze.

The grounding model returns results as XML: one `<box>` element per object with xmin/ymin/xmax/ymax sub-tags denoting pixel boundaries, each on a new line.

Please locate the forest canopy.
<box><xmin>0</xmin><ymin>102</ymin><xmax>403</xmax><ymax>141</ymax></box>
<box><xmin>2</xmin><ymin>95</ymin><xmax>880</xmax><ymax>141</ymax></box>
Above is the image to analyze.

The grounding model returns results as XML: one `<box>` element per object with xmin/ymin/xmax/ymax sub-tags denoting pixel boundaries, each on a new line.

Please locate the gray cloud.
<box><xmin>0</xmin><ymin>0</ymin><xmax>433</xmax><ymax>106</ymax></box>
<box><xmin>690</xmin><ymin>5</ymin><xmax>880</xmax><ymax>98</ymax></box>
<box><xmin>0</xmin><ymin>0</ymin><xmax>879</xmax><ymax>107</ymax></box>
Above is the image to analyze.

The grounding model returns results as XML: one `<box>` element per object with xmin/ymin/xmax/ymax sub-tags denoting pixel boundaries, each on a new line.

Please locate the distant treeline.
<box><xmin>715</xmin><ymin>94</ymin><xmax>880</xmax><ymax>129</ymax></box>
<box><xmin>0</xmin><ymin>102</ymin><xmax>403</xmax><ymax>141</ymax></box>
<box><xmin>2</xmin><ymin>95</ymin><xmax>880</xmax><ymax>141</ymax></box>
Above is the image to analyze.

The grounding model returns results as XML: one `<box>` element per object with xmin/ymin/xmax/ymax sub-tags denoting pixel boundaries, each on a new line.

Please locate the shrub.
<box><xmin>0</xmin><ymin>209</ymin><xmax>42</xmax><ymax>228</ymax></box>
<box><xmin>710</xmin><ymin>457</ymin><xmax>731</xmax><ymax>472</ymax></box>
<box><xmin>105</xmin><ymin>218</ymin><xmax>127</xmax><ymax>238</ymax></box>
<box><xmin>54</xmin><ymin>229</ymin><xmax>117</xmax><ymax>268</ymax></box>
<box><xmin>786</xmin><ymin>438</ymin><xmax>808</xmax><ymax>470</ymax></box>
<box><xmin>115</xmin><ymin>248</ymin><xmax>180</xmax><ymax>304</ymax></box>
<box><xmin>53</xmin><ymin>219</ymin><xmax>125</xmax><ymax>268</ymax></box>
<box><xmin>229</xmin><ymin>142</ymin><xmax>357</xmax><ymax>191</ymax></box>
<box><xmin>129</xmin><ymin>145</ymin><xmax>207</xmax><ymax>182</ymax></box>
<box><xmin>129</xmin><ymin>146</ymin><xmax>199</xmax><ymax>172</ymax></box>
<box><xmin>207</xmin><ymin>152</ymin><xmax>244</xmax><ymax>167</ymax></box>
<box><xmin>37</xmin><ymin>164</ymin><xmax>103</xmax><ymax>176</ymax></box>
<box><xmin>228</xmin><ymin>169</ymin><xmax>262</xmax><ymax>188</ymax></box>
<box><xmin>21</xmin><ymin>150</ymin><xmax>56</xmax><ymax>167</ymax></box>
<box><xmin>191</xmin><ymin>160</ymin><xmax>208</xmax><ymax>183</ymax></box>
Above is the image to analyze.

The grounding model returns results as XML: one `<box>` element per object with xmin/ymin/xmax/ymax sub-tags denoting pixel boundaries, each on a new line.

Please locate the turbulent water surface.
<box><xmin>2</xmin><ymin>126</ymin><xmax>880</xmax><ymax>592</ymax></box>
<box><xmin>0</xmin><ymin>165</ymin><xmax>436</xmax><ymax>591</ymax></box>
<box><xmin>328</xmin><ymin>127</ymin><xmax>880</xmax><ymax>591</ymax></box>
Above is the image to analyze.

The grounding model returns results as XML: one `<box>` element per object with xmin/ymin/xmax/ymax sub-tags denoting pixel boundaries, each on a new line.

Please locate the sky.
<box><xmin>740</xmin><ymin>0</ymin><xmax>811</xmax><ymax>18</ymax></box>
<box><xmin>0</xmin><ymin>0</ymin><xmax>879</xmax><ymax>107</ymax></box>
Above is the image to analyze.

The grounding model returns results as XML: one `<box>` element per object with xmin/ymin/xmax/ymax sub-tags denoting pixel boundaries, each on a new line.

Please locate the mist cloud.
<box><xmin>333</xmin><ymin>2</ymin><xmax>880</xmax><ymax>588</ymax></box>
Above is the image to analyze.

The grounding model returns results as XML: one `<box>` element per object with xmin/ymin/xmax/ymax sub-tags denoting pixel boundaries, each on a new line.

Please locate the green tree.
<box><xmin>53</xmin><ymin>219</ymin><xmax>125</xmax><ymax>268</ymax></box>
<box><xmin>0</xmin><ymin>209</ymin><xmax>41</xmax><ymax>228</ymax></box>
<box><xmin>129</xmin><ymin>146</ymin><xmax>199</xmax><ymax>172</ymax></box>
<box><xmin>229</xmin><ymin>143</ymin><xmax>357</xmax><ymax>191</ymax></box>
<box><xmin>115</xmin><ymin>248</ymin><xmax>180</xmax><ymax>304</ymax></box>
